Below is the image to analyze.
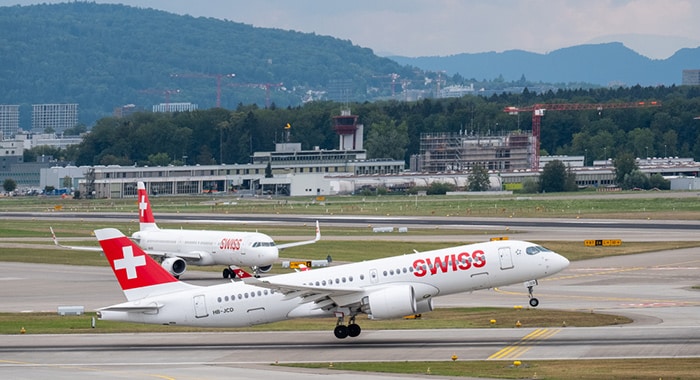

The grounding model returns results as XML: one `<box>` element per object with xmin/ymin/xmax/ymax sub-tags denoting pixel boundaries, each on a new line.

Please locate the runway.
<box><xmin>1</xmin><ymin>217</ymin><xmax>699</xmax><ymax>379</ymax></box>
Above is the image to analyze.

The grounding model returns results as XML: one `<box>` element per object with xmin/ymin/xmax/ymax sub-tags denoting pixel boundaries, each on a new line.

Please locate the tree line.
<box><xmin>25</xmin><ymin>85</ymin><xmax>699</xmax><ymax>184</ymax></box>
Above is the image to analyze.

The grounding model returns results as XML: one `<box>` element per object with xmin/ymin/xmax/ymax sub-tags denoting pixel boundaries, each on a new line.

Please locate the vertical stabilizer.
<box><xmin>137</xmin><ymin>181</ymin><xmax>158</xmax><ymax>231</ymax></box>
<box><xmin>95</xmin><ymin>228</ymin><xmax>195</xmax><ymax>301</ymax></box>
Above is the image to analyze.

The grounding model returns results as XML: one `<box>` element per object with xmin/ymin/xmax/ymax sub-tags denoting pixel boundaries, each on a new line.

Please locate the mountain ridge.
<box><xmin>389</xmin><ymin>42</ymin><xmax>700</xmax><ymax>86</ymax></box>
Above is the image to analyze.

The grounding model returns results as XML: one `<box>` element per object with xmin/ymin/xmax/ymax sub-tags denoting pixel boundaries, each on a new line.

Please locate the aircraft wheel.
<box><xmin>529</xmin><ymin>298</ymin><xmax>539</xmax><ymax>307</ymax></box>
<box><xmin>222</xmin><ymin>268</ymin><xmax>231</xmax><ymax>279</ymax></box>
<box><xmin>334</xmin><ymin>325</ymin><xmax>349</xmax><ymax>339</ymax></box>
<box><xmin>348</xmin><ymin>323</ymin><xmax>361</xmax><ymax>337</ymax></box>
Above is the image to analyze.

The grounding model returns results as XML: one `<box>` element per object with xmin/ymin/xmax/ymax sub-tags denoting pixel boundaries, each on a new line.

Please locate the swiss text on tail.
<box><xmin>95</xmin><ymin>228</ymin><xmax>196</xmax><ymax>301</ymax></box>
<box><xmin>137</xmin><ymin>181</ymin><xmax>158</xmax><ymax>231</ymax></box>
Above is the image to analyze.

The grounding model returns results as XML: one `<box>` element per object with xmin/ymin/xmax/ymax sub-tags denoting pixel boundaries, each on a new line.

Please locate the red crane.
<box><xmin>171</xmin><ymin>73</ymin><xmax>235</xmax><ymax>108</ymax></box>
<box><xmin>228</xmin><ymin>82</ymin><xmax>283</xmax><ymax>108</ymax></box>
<box><xmin>372</xmin><ymin>73</ymin><xmax>401</xmax><ymax>97</ymax></box>
<box><xmin>504</xmin><ymin>101</ymin><xmax>661</xmax><ymax>169</ymax></box>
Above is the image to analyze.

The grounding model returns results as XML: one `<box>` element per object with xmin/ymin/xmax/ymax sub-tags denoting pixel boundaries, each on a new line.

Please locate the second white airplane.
<box><xmin>131</xmin><ymin>182</ymin><xmax>320</xmax><ymax>278</ymax></box>
<box><xmin>94</xmin><ymin>227</ymin><xmax>569</xmax><ymax>339</ymax></box>
<box><xmin>52</xmin><ymin>182</ymin><xmax>320</xmax><ymax>278</ymax></box>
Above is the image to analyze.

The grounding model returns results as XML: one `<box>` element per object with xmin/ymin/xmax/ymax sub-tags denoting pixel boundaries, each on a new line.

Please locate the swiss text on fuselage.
<box><xmin>412</xmin><ymin>250</ymin><xmax>486</xmax><ymax>277</ymax></box>
<box><xmin>219</xmin><ymin>238</ymin><xmax>242</xmax><ymax>251</ymax></box>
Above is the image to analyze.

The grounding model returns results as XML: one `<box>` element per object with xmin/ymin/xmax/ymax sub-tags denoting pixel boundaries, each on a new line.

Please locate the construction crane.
<box><xmin>372</xmin><ymin>73</ymin><xmax>400</xmax><ymax>97</ymax></box>
<box><xmin>504</xmin><ymin>101</ymin><xmax>661</xmax><ymax>169</ymax></box>
<box><xmin>171</xmin><ymin>73</ymin><xmax>235</xmax><ymax>108</ymax></box>
<box><xmin>228</xmin><ymin>82</ymin><xmax>283</xmax><ymax>108</ymax></box>
<box><xmin>435</xmin><ymin>70</ymin><xmax>446</xmax><ymax>98</ymax></box>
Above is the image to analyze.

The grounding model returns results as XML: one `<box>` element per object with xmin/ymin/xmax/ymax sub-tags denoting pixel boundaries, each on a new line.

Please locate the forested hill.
<box><xmin>0</xmin><ymin>2</ymin><xmax>415</xmax><ymax>126</ymax></box>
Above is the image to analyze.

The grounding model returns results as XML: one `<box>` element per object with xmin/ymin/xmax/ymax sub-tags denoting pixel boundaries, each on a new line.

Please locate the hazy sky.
<box><xmin>2</xmin><ymin>0</ymin><xmax>699</xmax><ymax>59</ymax></box>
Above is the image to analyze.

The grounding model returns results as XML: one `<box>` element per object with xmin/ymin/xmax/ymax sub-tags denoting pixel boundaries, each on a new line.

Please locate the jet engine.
<box><xmin>362</xmin><ymin>285</ymin><xmax>417</xmax><ymax>320</ymax></box>
<box><xmin>161</xmin><ymin>257</ymin><xmax>187</xmax><ymax>277</ymax></box>
<box><xmin>257</xmin><ymin>264</ymin><xmax>272</xmax><ymax>273</ymax></box>
<box><xmin>415</xmin><ymin>297</ymin><xmax>434</xmax><ymax>314</ymax></box>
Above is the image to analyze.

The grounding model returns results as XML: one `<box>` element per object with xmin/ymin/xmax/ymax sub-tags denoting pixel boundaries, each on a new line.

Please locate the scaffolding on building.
<box><xmin>419</xmin><ymin>131</ymin><xmax>533</xmax><ymax>173</ymax></box>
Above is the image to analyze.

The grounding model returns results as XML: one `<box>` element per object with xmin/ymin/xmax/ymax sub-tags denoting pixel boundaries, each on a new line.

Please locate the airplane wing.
<box><xmin>243</xmin><ymin>276</ymin><xmax>362</xmax><ymax>309</ymax></box>
<box><xmin>50</xmin><ymin>227</ymin><xmax>102</xmax><ymax>251</ymax></box>
<box><xmin>52</xmin><ymin>227</ymin><xmax>203</xmax><ymax>261</ymax></box>
<box><xmin>141</xmin><ymin>249</ymin><xmax>203</xmax><ymax>260</ymax></box>
<box><xmin>276</xmin><ymin>220</ymin><xmax>321</xmax><ymax>250</ymax></box>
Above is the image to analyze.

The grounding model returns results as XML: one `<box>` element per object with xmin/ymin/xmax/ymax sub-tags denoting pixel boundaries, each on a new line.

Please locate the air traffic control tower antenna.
<box><xmin>332</xmin><ymin>109</ymin><xmax>363</xmax><ymax>150</ymax></box>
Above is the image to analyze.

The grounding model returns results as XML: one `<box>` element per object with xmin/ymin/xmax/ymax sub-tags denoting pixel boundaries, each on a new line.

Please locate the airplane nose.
<box><xmin>261</xmin><ymin>247</ymin><xmax>279</xmax><ymax>260</ymax></box>
<box><xmin>247</xmin><ymin>247</ymin><xmax>278</xmax><ymax>265</ymax></box>
<box><xmin>550</xmin><ymin>253</ymin><xmax>570</xmax><ymax>273</ymax></box>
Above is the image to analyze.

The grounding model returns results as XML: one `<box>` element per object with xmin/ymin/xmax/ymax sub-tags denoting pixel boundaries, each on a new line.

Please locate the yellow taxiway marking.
<box><xmin>488</xmin><ymin>328</ymin><xmax>561</xmax><ymax>360</ymax></box>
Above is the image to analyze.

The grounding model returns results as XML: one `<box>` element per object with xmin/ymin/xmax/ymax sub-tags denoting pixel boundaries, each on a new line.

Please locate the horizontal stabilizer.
<box><xmin>98</xmin><ymin>302</ymin><xmax>163</xmax><ymax>313</ymax></box>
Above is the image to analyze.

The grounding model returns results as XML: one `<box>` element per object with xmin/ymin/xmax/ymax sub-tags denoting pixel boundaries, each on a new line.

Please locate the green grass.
<box><xmin>4</xmin><ymin>191</ymin><xmax>700</xmax><ymax>219</ymax></box>
<box><xmin>283</xmin><ymin>359</ymin><xmax>700</xmax><ymax>379</ymax></box>
<box><xmin>0</xmin><ymin>307</ymin><xmax>630</xmax><ymax>335</ymax></box>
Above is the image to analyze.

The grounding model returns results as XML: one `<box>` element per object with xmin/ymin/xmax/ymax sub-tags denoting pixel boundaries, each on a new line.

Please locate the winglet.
<box><xmin>95</xmin><ymin>228</ymin><xmax>193</xmax><ymax>301</ymax></box>
<box><xmin>137</xmin><ymin>182</ymin><xmax>158</xmax><ymax>231</ymax></box>
<box><xmin>275</xmin><ymin>220</ymin><xmax>321</xmax><ymax>250</ymax></box>
<box><xmin>49</xmin><ymin>226</ymin><xmax>59</xmax><ymax>247</ymax></box>
<box><xmin>50</xmin><ymin>227</ymin><xmax>102</xmax><ymax>252</ymax></box>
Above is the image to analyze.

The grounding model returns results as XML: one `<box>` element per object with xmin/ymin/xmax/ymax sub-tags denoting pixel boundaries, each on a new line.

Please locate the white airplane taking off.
<box><xmin>130</xmin><ymin>181</ymin><xmax>320</xmax><ymax>278</ymax></box>
<box><xmin>94</xmin><ymin>227</ymin><xmax>569</xmax><ymax>339</ymax></box>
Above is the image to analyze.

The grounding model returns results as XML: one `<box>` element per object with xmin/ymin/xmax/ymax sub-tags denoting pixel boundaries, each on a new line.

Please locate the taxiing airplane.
<box><xmin>52</xmin><ymin>182</ymin><xmax>320</xmax><ymax>278</ymax></box>
<box><xmin>94</xmin><ymin>227</ymin><xmax>569</xmax><ymax>339</ymax></box>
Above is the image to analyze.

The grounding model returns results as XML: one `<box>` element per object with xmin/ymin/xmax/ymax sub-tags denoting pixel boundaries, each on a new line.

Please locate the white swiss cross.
<box><xmin>138</xmin><ymin>195</ymin><xmax>148</xmax><ymax>218</ymax></box>
<box><xmin>114</xmin><ymin>246</ymin><xmax>146</xmax><ymax>279</ymax></box>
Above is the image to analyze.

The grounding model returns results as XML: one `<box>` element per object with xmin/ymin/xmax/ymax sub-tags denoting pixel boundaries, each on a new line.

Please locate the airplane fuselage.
<box><xmin>131</xmin><ymin>229</ymin><xmax>278</xmax><ymax>267</ymax></box>
<box><xmin>98</xmin><ymin>239</ymin><xmax>568</xmax><ymax>327</ymax></box>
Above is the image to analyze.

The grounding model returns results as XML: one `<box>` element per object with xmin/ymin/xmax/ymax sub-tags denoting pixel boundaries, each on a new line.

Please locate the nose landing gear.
<box><xmin>525</xmin><ymin>279</ymin><xmax>539</xmax><ymax>307</ymax></box>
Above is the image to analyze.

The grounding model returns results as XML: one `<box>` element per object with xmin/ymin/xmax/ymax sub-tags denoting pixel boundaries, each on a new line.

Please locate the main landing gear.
<box><xmin>526</xmin><ymin>279</ymin><xmax>539</xmax><ymax>307</ymax></box>
<box><xmin>334</xmin><ymin>315</ymin><xmax>362</xmax><ymax>339</ymax></box>
<box><xmin>222</xmin><ymin>267</ymin><xmax>236</xmax><ymax>279</ymax></box>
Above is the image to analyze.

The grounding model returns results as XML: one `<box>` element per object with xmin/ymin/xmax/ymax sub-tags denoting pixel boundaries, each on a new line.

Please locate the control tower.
<box><xmin>332</xmin><ymin>109</ymin><xmax>363</xmax><ymax>150</ymax></box>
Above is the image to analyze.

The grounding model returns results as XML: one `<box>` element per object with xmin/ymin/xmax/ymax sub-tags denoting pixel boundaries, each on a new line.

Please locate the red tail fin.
<box><xmin>232</xmin><ymin>267</ymin><xmax>253</xmax><ymax>279</ymax></box>
<box><xmin>137</xmin><ymin>182</ymin><xmax>158</xmax><ymax>231</ymax></box>
<box><xmin>95</xmin><ymin>228</ymin><xmax>191</xmax><ymax>300</ymax></box>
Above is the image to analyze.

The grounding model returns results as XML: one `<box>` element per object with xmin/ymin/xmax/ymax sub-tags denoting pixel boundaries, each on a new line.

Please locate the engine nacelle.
<box><xmin>161</xmin><ymin>257</ymin><xmax>187</xmax><ymax>277</ymax></box>
<box><xmin>257</xmin><ymin>264</ymin><xmax>272</xmax><ymax>273</ymax></box>
<box><xmin>362</xmin><ymin>285</ymin><xmax>417</xmax><ymax>320</ymax></box>
<box><xmin>415</xmin><ymin>297</ymin><xmax>434</xmax><ymax>314</ymax></box>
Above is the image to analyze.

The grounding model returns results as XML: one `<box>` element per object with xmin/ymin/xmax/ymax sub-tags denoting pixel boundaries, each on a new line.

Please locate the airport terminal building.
<box><xmin>41</xmin><ymin>153</ymin><xmax>700</xmax><ymax>198</ymax></box>
<box><xmin>68</xmin><ymin>143</ymin><xmax>405</xmax><ymax>198</ymax></box>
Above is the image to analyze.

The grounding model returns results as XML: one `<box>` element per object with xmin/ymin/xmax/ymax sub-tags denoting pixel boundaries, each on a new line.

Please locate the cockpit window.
<box><xmin>252</xmin><ymin>242</ymin><xmax>276</xmax><ymax>248</ymax></box>
<box><xmin>526</xmin><ymin>245</ymin><xmax>552</xmax><ymax>255</ymax></box>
